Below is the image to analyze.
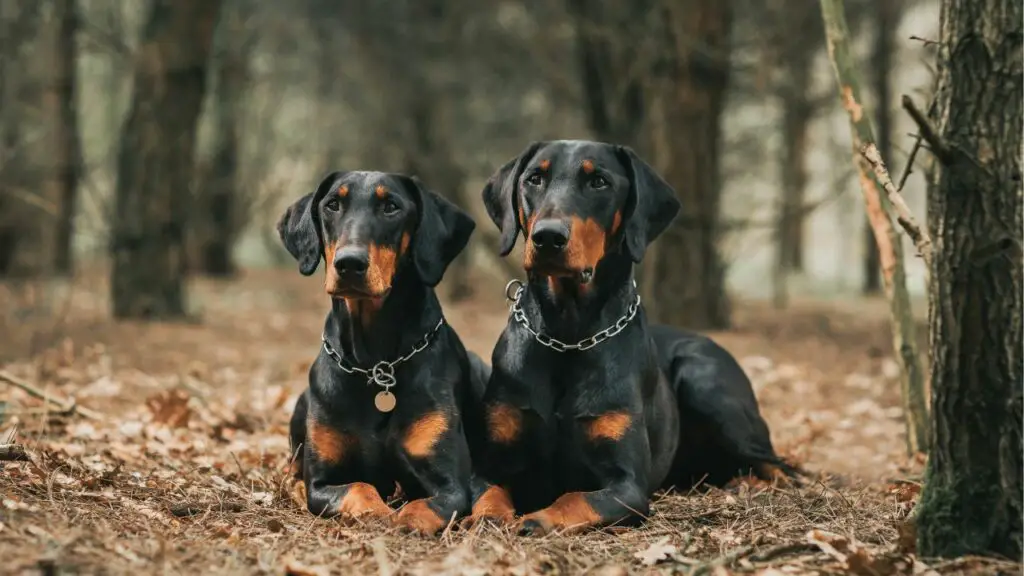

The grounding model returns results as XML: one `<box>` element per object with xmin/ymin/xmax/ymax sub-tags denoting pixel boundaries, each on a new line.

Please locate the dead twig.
<box><xmin>168</xmin><ymin>500</ymin><xmax>247</xmax><ymax>517</ymax></box>
<box><xmin>896</xmin><ymin>98</ymin><xmax>938</xmax><ymax>192</ymax></box>
<box><xmin>0</xmin><ymin>443</ymin><xmax>30</xmax><ymax>461</ymax></box>
<box><xmin>0</xmin><ymin>370</ymin><xmax>103</xmax><ymax>420</ymax></box>
<box><xmin>859</xmin><ymin>143</ymin><xmax>934</xmax><ymax>268</ymax></box>
<box><xmin>909</xmin><ymin>35</ymin><xmax>940</xmax><ymax>47</ymax></box>
<box><xmin>748</xmin><ymin>541</ymin><xmax>818</xmax><ymax>563</ymax></box>
<box><xmin>691</xmin><ymin>544</ymin><xmax>758</xmax><ymax>575</ymax></box>
<box><xmin>901</xmin><ymin>94</ymin><xmax>953</xmax><ymax>163</ymax></box>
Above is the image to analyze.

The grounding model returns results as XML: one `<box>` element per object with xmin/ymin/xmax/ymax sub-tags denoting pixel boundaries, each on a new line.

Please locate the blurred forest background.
<box><xmin>0</xmin><ymin>0</ymin><xmax>939</xmax><ymax>328</ymax></box>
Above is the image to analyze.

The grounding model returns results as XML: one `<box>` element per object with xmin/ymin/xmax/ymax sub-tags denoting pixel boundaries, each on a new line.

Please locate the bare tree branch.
<box><xmin>860</xmin><ymin>143</ymin><xmax>933</xmax><ymax>269</ymax></box>
<box><xmin>901</xmin><ymin>94</ymin><xmax>953</xmax><ymax>163</ymax></box>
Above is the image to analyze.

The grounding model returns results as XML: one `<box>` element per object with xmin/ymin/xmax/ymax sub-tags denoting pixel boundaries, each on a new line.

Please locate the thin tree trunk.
<box><xmin>819</xmin><ymin>0</ymin><xmax>929</xmax><ymax>454</ymax></box>
<box><xmin>191</xmin><ymin>7</ymin><xmax>244</xmax><ymax>278</ymax></box>
<box><xmin>47</xmin><ymin>0</ymin><xmax>81</xmax><ymax>276</ymax></box>
<box><xmin>110</xmin><ymin>0</ymin><xmax>222</xmax><ymax>319</ymax></box>
<box><xmin>566</xmin><ymin>0</ymin><xmax>648</xmax><ymax>148</ymax></box>
<box><xmin>914</xmin><ymin>0</ymin><xmax>1022</xmax><ymax>559</ymax></box>
<box><xmin>863</xmin><ymin>0</ymin><xmax>898</xmax><ymax>295</ymax></box>
<box><xmin>773</xmin><ymin>45</ymin><xmax>814</xmax><ymax>308</ymax></box>
<box><xmin>643</xmin><ymin>0</ymin><xmax>732</xmax><ymax>330</ymax></box>
<box><xmin>0</xmin><ymin>3</ymin><xmax>51</xmax><ymax>278</ymax></box>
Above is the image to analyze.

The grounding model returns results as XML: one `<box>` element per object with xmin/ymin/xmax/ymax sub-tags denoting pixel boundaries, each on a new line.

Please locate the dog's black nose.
<box><xmin>333</xmin><ymin>247</ymin><xmax>369</xmax><ymax>277</ymax></box>
<box><xmin>530</xmin><ymin>220</ymin><xmax>570</xmax><ymax>252</ymax></box>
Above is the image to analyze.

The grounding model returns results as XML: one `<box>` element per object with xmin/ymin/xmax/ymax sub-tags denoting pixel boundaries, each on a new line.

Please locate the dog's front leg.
<box><xmin>306</xmin><ymin>479</ymin><xmax>394</xmax><ymax>520</ymax></box>
<box><xmin>393</xmin><ymin>409</ymin><xmax>471</xmax><ymax>536</ymax></box>
<box><xmin>517</xmin><ymin>410</ymin><xmax>651</xmax><ymax>536</ymax></box>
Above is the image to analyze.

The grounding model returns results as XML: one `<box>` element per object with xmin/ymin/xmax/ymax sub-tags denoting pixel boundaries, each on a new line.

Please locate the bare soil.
<box><xmin>0</xmin><ymin>269</ymin><xmax>1018</xmax><ymax>575</ymax></box>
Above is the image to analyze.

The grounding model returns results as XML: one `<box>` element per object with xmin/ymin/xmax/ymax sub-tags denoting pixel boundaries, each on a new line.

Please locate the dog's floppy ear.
<box><xmin>481</xmin><ymin>141</ymin><xmax>545</xmax><ymax>256</ymax></box>
<box><xmin>616</xmin><ymin>146</ymin><xmax>681</xmax><ymax>263</ymax></box>
<box><xmin>276</xmin><ymin>171</ymin><xmax>344</xmax><ymax>276</ymax></box>
<box><xmin>401</xmin><ymin>175</ymin><xmax>477</xmax><ymax>287</ymax></box>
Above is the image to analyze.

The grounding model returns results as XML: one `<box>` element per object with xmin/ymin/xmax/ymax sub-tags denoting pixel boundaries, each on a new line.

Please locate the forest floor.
<box><xmin>0</xmin><ymin>268</ymin><xmax>1019</xmax><ymax>576</ymax></box>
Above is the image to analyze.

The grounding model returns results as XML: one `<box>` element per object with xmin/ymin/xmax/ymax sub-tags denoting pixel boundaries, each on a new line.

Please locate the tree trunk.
<box><xmin>191</xmin><ymin>7</ymin><xmax>244</xmax><ymax>278</ymax></box>
<box><xmin>773</xmin><ymin>20</ymin><xmax>817</xmax><ymax>308</ymax></box>
<box><xmin>110</xmin><ymin>0</ymin><xmax>221</xmax><ymax>319</ymax></box>
<box><xmin>915</xmin><ymin>0</ymin><xmax>1022</xmax><ymax>558</ymax></box>
<box><xmin>45</xmin><ymin>0</ymin><xmax>81</xmax><ymax>276</ymax></box>
<box><xmin>566</xmin><ymin>0</ymin><xmax>648</xmax><ymax>148</ymax></box>
<box><xmin>0</xmin><ymin>3</ymin><xmax>52</xmax><ymax>278</ymax></box>
<box><xmin>642</xmin><ymin>0</ymin><xmax>732</xmax><ymax>330</ymax></box>
<box><xmin>820</xmin><ymin>0</ymin><xmax>929</xmax><ymax>455</ymax></box>
<box><xmin>862</xmin><ymin>0</ymin><xmax>898</xmax><ymax>295</ymax></box>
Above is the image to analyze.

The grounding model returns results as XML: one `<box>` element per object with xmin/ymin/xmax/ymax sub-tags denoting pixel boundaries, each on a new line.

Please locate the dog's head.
<box><xmin>482</xmin><ymin>140</ymin><xmax>680</xmax><ymax>282</ymax></box>
<box><xmin>277</xmin><ymin>171</ymin><xmax>475</xmax><ymax>299</ymax></box>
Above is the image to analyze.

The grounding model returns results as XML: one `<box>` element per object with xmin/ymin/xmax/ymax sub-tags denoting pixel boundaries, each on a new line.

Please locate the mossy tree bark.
<box><xmin>915</xmin><ymin>0</ymin><xmax>1023</xmax><ymax>559</ymax></box>
<box><xmin>110</xmin><ymin>0</ymin><xmax>222</xmax><ymax>319</ymax></box>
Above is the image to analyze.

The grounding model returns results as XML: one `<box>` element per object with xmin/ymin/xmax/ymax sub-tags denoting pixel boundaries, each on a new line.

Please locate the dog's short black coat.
<box><xmin>278</xmin><ymin>170</ymin><xmax>489</xmax><ymax>536</ymax></box>
<box><xmin>464</xmin><ymin>140</ymin><xmax>797</xmax><ymax>535</ymax></box>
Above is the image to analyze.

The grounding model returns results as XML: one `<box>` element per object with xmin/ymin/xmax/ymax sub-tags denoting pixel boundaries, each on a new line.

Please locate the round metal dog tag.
<box><xmin>374</xmin><ymin>390</ymin><xmax>397</xmax><ymax>413</ymax></box>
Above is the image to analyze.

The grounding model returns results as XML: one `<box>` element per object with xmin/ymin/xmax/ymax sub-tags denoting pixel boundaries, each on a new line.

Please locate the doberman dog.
<box><xmin>465</xmin><ymin>140</ymin><xmax>797</xmax><ymax>536</ymax></box>
<box><xmin>278</xmin><ymin>170</ymin><xmax>487</xmax><ymax>536</ymax></box>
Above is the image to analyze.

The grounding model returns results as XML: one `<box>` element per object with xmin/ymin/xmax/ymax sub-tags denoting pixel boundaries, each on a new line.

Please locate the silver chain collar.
<box><xmin>320</xmin><ymin>317</ymin><xmax>445</xmax><ymax>392</ymax></box>
<box><xmin>504</xmin><ymin>278</ymin><xmax>641</xmax><ymax>353</ymax></box>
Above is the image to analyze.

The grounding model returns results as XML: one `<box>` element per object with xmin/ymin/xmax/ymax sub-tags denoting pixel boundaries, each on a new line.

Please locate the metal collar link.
<box><xmin>320</xmin><ymin>316</ymin><xmax>446</xmax><ymax>391</ymax></box>
<box><xmin>504</xmin><ymin>278</ymin><xmax>641</xmax><ymax>353</ymax></box>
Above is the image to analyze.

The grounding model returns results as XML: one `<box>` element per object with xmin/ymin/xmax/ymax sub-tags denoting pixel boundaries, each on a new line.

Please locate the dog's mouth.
<box><xmin>526</xmin><ymin>261</ymin><xmax>595</xmax><ymax>285</ymax></box>
<box><xmin>327</xmin><ymin>283</ymin><xmax>391</xmax><ymax>300</ymax></box>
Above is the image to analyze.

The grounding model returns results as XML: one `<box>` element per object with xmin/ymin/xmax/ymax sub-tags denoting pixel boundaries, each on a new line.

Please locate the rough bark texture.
<box><xmin>110</xmin><ymin>0</ymin><xmax>221</xmax><ymax>319</ymax></box>
<box><xmin>862</xmin><ymin>0</ymin><xmax>898</xmax><ymax>295</ymax></box>
<box><xmin>820</xmin><ymin>0</ymin><xmax>929</xmax><ymax>455</ymax></box>
<box><xmin>915</xmin><ymin>0</ymin><xmax>1023</xmax><ymax>559</ymax></box>
<box><xmin>642</xmin><ymin>0</ymin><xmax>732</xmax><ymax>330</ymax></box>
<box><xmin>190</xmin><ymin>7</ymin><xmax>245</xmax><ymax>278</ymax></box>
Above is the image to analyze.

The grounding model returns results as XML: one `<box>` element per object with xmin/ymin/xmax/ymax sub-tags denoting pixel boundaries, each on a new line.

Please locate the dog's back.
<box><xmin>649</xmin><ymin>323</ymin><xmax>797</xmax><ymax>488</ymax></box>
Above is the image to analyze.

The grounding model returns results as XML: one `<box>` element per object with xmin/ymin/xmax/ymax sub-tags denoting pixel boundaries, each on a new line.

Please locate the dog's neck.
<box><xmin>323</xmin><ymin>268</ymin><xmax>440</xmax><ymax>367</ymax></box>
<box><xmin>520</xmin><ymin>253</ymin><xmax>637</xmax><ymax>344</ymax></box>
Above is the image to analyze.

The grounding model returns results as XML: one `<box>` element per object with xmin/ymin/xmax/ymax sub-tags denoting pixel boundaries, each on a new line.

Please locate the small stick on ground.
<box><xmin>691</xmin><ymin>544</ymin><xmax>758</xmax><ymax>576</ymax></box>
<box><xmin>0</xmin><ymin>370</ymin><xmax>103</xmax><ymax>420</ymax></box>
<box><xmin>859</xmin><ymin>142</ymin><xmax>934</xmax><ymax>268</ymax></box>
<box><xmin>168</xmin><ymin>500</ymin><xmax>247</xmax><ymax>517</ymax></box>
<box><xmin>749</xmin><ymin>541</ymin><xmax>818</xmax><ymax>563</ymax></box>
<box><xmin>0</xmin><ymin>443</ymin><xmax>30</xmax><ymax>461</ymax></box>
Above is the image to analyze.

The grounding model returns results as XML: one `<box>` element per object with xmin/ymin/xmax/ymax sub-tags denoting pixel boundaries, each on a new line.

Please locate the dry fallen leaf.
<box><xmin>284</xmin><ymin>560</ymin><xmax>330</xmax><ymax>576</ymax></box>
<box><xmin>145</xmin><ymin>389</ymin><xmax>192</xmax><ymax>428</ymax></box>
<box><xmin>634</xmin><ymin>536</ymin><xmax>679</xmax><ymax>566</ymax></box>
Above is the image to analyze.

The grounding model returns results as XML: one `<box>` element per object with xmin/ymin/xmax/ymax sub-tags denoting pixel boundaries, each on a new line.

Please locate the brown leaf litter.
<box><xmin>0</xmin><ymin>270</ymin><xmax>1019</xmax><ymax>575</ymax></box>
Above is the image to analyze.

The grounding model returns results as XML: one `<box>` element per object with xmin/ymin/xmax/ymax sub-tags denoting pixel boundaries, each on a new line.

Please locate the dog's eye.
<box><xmin>524</xmin><ymin>173</ymin><xmax>545</xmax><ymax>187</ymax></box>
<box><xmin>325</xmin><ymin>198</ymin><xmax>341</xmax><ymax>212</ymax></box>
<box><xmin>381</xmin><ymin>199</ymin><xmax>400</xmax><ymax>215</ymax></box>
<box><xmin>591</xmin><ymin>175</ymin><xmax>610</xmax><ymax>189</ymax></box>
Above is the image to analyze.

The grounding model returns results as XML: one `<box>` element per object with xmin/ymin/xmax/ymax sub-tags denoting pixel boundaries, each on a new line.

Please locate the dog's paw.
<box><xmin>393</xmin><ymin>499</ymin><xmax>446</xmax><ymax>536</ymax></box>
<box><xmin>338</xmin><ymin>482</ymin><xmax>393</xmax><ymax>519</ymax></box>
<box><xmin>516</xmin><ymin>514</ymin><xmax>554</xmax><ymax>537</ymax></box>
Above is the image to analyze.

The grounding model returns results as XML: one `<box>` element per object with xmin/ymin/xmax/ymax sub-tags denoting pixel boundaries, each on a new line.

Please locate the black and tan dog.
<box><xmin>466</xmin><ymin>140</ymin><xmax>798</xmax><ymax>535</ymax></box>
<box><xmin>278</xmin><ymin>170</ymin><xmax>485</xmax><ymax>536</ymax></box>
